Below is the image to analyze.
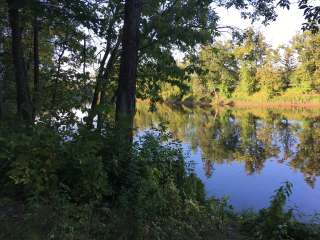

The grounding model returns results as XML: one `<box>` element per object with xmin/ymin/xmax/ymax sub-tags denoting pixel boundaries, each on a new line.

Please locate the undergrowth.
<box><xmin>0</xmin><ymin>122</ymin><xmax>319</xmax><ymax>239</ymax></box>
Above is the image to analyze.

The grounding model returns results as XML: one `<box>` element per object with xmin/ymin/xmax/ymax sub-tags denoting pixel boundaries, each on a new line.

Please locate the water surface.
<box><xmin>135</xmin><ymin>104</ymin><xmax>320</xmax><ymax>219</ymax></box>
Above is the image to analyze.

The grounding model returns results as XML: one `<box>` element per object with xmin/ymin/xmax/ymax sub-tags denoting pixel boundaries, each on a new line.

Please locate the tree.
<box><xmin>197</xmin><ymin>41</ymin><xmax>239</xmax><ymax>99</ymax></box>
<box><xmin>87</xmin><ymin>1</ymin><xmax>123</xmax><ymax>127</ymax></box>
<box><xmin>234</xmin><ymin>28</ymin><xmax>267</xmax><ymax>96</ymax></box>
<box><xmin>221</xmin><ymin>0</ymin><xmax>320</xmax><ymax>32</ymax></box>
<box><xmin>279</xmin><ymin>44</ymin><xmax>296</xmax><ymax>90</ymax></box>
<box><xmin>256</xmin><ymin>49</ymin><xmax>283</xmax><ymax>97</ymax></box>
<box><xmin>88</xmin><ymin>0</ymin><xmax>219</xmax><ymax>127</ymax></box>
<box><xmin>291</xmin><ymin>31</ymin><xmax>320</xmax><ymax>92</ymax></box>
<box><xmin>7</xmin><ymin>0</ymin><xmax>33</xmax><ymax>123</ymax></box>
<box><xmin>0</xmin><ymin>8</ymin><xmax>4</xmax><ymax>119</ymax></box>
<box><xmin>136</xmin><ymin>0</ymin><xmax>219</xmax><ymax>103</ymax></box>
<box><xmin>33</xmin><ymin>14</ymin><xmax>40</xmax><ymax>118</ymax></box>
<box><xmin>115</xmin><ymin>0</ymin><xmax>141</xmax><ymax>143</ymax></box>
<box><xmin>115</xmin><ymin>0</ymin><xmax>219</xmax><ymax>139</ymax></box>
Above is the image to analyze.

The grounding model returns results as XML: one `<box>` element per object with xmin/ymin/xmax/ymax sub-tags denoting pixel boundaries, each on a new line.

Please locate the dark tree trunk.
<box><xmin>115</xmin><ymin>0</ymin><xmax>141</xmax><ymax>143</ymax></box>
<box><xmin>0</xmin><ymin>18</ymin><xmax>5</xmax><ymax>119</ymax></box>
<box><xmin>0</xmin><ymin>32</ymin><xmax>4</xmax><ymax>120</ymax></box>
<box><xmin>87</xmin><ymin>8</ymin><xmax>121</xmax><ymax>127</ymax></box>
<box><xmin>86</xmin><ymin>44</ymin><xmax>111</xmax><ymax>126</ymax></box>
<box><xmin>33</xmin><ymin>16</ymin><xmax>40</xmax><ymax>118</ymax></box>
<box><xmin>8</xmin><ymin>3</ymin><xmax>33</xmax><ymax>123</ymax></box>
<box><xmin>87</xmin><ymin>34</ymin><xmax>121</xmax><ymax>127</ymax></box>
<box><xmin>83</xmin><ymin>36</ymin><xmax>86</xmax><ymax>76</ymax></box>
<box><xmin>113</xmin><ymin>3</ymin><xmax>141</xmax><ymax>233</ymax></box>
<box><xmin>95</xmin><ymin>45</ymin><xmax>120</xmax><ymax>129</ymax></box>
<box><xmin>51</xmin><ymin>47</ymin><xmax>66</xmax><ymax>109</ymax></box>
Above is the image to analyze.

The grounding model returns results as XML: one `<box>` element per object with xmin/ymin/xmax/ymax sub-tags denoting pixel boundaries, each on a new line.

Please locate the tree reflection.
<box><xmin>290</xmin><ymin>120</ymin><xmax>320</xmax><ymax>188</ymax></box>
<box><xmin>275</xmin><ymin>117</ymin><xmax>297</xmax><ymax>162</ymax></box>
<box><xmin>235</xmin><ymin>113</ymin><xmax>279</xmax><ymax>174</ymax></box>
<box><xmin>135</xmin><ymin>103</ymin><xmax>320</xmax><ymax>186</ymax></box>
<box><xmin>195</xmin><ymin>110</ymin><xmax>240</xmax><ymax>176</ymax></box>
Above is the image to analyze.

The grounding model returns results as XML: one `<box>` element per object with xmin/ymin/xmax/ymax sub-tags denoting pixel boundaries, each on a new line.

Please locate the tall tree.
<box><xmin>197</xmin><ymin>41</ymin><xmax>239</xmax><ymax>99</ymax></box>
<box><xmin>280</xmin><ymin>45</ymin><xmax>296</xmax><ymax>90</ymax></box>
<box><xmin>116</xmin><ymin>0</ymin><xmax>141</xmax><ymax>142</ymax></box>
<box><xmin>234</xmin><ymin>28</ymin><xmax>267</xmax><ymax>96</ymax></box>
<box><xmin>33</xmin><ymin>15</ymin><xmax>40</xmax><ymax>118</ymax></box>
<box><xmin>291</xmin><ymin>31</ymin><xmax>320</xmax><ymax>92</ymax></box>
<box><xmin>87</xmin><ymin>2</ymin><xmax>123</xmax><ymax>127</ymax></box>
<box><xmin>7</xmin><ymin>0</ymin><xmax>33</xmax><ymax>122</ymax></box>
<box><xmin>256</xmin><ymin>49</ymin><xmax>283</xmax><ymax>97</ymax></box>
<box><xmin>0</xmin><ymin>24</ymin><xmax>4</xmax><ymax>119</ymax></box>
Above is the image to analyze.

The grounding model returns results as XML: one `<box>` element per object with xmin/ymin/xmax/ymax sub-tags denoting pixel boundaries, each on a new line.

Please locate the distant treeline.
<box><xmin>160</xmin><ymin>29</ymin><xmax>320</xmax><ymax>105</ymax></box>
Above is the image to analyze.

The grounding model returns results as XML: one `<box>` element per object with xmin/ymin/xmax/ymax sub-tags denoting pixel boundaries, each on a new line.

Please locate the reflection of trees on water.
<box><xmin>194</xmin><ymin>110</ymin><xmax>240</xmax><ymax>176</ymax></box>
<box><xmin>290</xmin><ymin>120</ymin><xmax>320</xmax><ymax>188</ymax></box>
<box><xmin>235</xmin><ymin>113</ymin><xmax>279</xmax><ymax>175</ymax></box>
<box><xmin>276</xmin><ymin>118</ymin><xmax>297</xmax><ymax>163</ymax></box>
<box><xmin>135</xmin><ymin>104</ymin><xmax>320</xmax><ymax>187</ymax></box>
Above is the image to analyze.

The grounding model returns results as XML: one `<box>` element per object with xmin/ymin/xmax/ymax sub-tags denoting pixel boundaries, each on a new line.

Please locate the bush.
<box><xmin>241</xmin><ymin>182</ymin><xmax>320</xmax><ymax>240</ymax></box>
<box><xmin>0</xmin><ymin>124</ymin><xmax>318</xmax><ymax>239</ymax></box>
<box><xmin>0</xmin><ymin>124</ymin><xmax>237</xmax><ymax>239</ymax></box>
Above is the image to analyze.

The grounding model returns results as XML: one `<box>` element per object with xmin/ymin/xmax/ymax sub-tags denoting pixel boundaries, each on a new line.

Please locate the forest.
<box><xmin>160</xmin><ymin>29</ymin><xmax>320</xmax><ymax>106</ymax></box>
<box><xmin>0</xmin><ymin>0</ymin><xmax>320</xmax><ymax>239</ymax></box>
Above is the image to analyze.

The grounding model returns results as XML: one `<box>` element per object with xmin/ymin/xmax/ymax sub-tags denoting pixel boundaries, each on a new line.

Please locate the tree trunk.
<box><xmin>86</xmin><ymin>44</ymin><xmax>111</xmax><ymax>126</ymax></box>
<box><xmin>95</xmin><ymin>45</ymin><xmax>121</xmax><ymax>129</ymax></box>
<box><xmin>114</xmin><ymin>3</ymin><xmax>141</xmax><ymax>234</ymax></box>
<box><xmin>51</xmin><ymin>47</ymin><xmax>66</xmax><ymax>109</ymax></box>
<box><xmin>8</xmin><ymin>3</ymin><xmax>33</xmax><ymax>123</ymax></box>
<box><xmin>0</xmin><ymin>30</ymin><xmax>4</xmax><ymax>119</ymax></box>
<box><xmin>33</xmin><ymin>16</ymin><xmax>40</xmax><ymax>119</ymax></box>
<box><xmin>87</xmin><ymin>8</ymin><xmax>121</xmax><ymax>127</ymax></box>
<box><xmin>115</xmin><ymin>0</ymin><xmax>141</xmax><ymax>143</ymax></box>
<box><xmin>87</xmin><ymin>35</ymin><xmax>121</xmax><ymax>127</ymax></box>
<box><xmin>83</xmin><ymin>36</ymin><xmax>86</xmax><ymax>76</ymax></box>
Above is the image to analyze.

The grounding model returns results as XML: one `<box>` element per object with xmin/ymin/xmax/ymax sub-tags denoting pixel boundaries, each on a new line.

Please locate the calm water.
<box><xmin>135</xmin><ymin>104</ymin><xmax>320</xmax><ymax>219</ymax></box>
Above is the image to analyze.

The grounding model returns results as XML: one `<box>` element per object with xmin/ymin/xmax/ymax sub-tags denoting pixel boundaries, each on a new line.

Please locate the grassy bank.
<box><xmin>230</xmin><ymin>89</ymin><xmax>320</xmax><ymax>109</ymax></box>
<box><xmin>158</xmin><ymin>89</ymin><xmax>320</xmax><ymax>109</ymax></box>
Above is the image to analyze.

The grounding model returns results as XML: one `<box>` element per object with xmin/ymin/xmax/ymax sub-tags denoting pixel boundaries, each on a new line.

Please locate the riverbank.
<box><xmin>157</xmin><ymin>90</ymin><xmax>320</xmax><ymax>109</ymax></box>
<box><xmin>1</xmin><ymin>115</ymin><xmax>320</xmax><ymax>239</ymax></box>
<box><xmin>134</xmin><ymin>104</ymin><xmax>320</xmax><ymax>239</ymax></box>
<box><xmin>228</xmin><ymin>90</ymin><xmax>320</xmax><ymax>109</ymax></box>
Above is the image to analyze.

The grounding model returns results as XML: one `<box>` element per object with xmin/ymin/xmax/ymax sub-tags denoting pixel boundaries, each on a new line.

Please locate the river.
<box><xmin>135</xmin><ymin>103</ymin><xmax>320</xmax><ymax>220</ymax></box>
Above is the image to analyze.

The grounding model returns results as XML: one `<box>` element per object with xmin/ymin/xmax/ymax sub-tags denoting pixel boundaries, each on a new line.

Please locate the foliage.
<box><xmin>241</xmin><ymin>182</ymin><xmax>320</xmax><ymax>240</ymax></box>
<box><xmin>291</xmin><ymin>31</ymin><xmax>320</xmax><ymax>93</ymax></box>
<box><xmin>256</xmin><ymin>49</ymin><xmax>284</xmax><ymax>97</ymax></box>
<box><xmin>160</xmin><ymin>30</ymin><xmax>320</xmax><ymax>105</ymax></box>
<box><xmin>220</xmin><ymin>0</ymin><xmax>320</xmax><ymax>32</ymax></box>
<box><xmin>0</xmin><ymin>123</ymin><xmax>239</xmax><ymax>239</ymax></box>
<box><xmin>197</xmin><ymin>42</ymin><xmax>239</xmax><ymax>98</ymax></box>
<box><xmin>234</xmin><ymin>28</ymin><xmax>267</xmax><ymax>96</ymax></box>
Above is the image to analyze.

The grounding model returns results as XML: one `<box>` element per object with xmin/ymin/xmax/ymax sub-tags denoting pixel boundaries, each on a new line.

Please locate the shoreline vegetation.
<box><xmin>139</xmin><ymin>94</ymin><xmax>320</xmax><ymax>110</ymax></box>
<box><xmin>133</xmin><ymin>102</ymin><xmax>320</xmax><ymax>239</ymax></box>
<box><xmin>157</xmin><ymin>30</ymin><xmax>320</xmax><ymax>112</ymax></box>
<box><xmin>162</xmin><ymin>97</ymin><xmax>320</xmax><ymax>109</ymax></box>
<box><xmin>156</xmin><ymin>89</ymin><xmax>320</xmax><ymax>109</ymax></box>
<box><xmin>2</xmin><ymin>125</ymin><xmax>320</xmax><ymax>240</ymax></box>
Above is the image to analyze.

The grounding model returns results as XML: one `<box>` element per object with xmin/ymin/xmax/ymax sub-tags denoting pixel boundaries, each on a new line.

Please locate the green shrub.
<box><xmin>0</xmin><ymin>124</ymin><xmax>318</xmax><ymax>239</ymax></box>
<box><xmin>241</xmin><ymin>182</ymin><xmax>320</xmax><ymax>240</ymax></box>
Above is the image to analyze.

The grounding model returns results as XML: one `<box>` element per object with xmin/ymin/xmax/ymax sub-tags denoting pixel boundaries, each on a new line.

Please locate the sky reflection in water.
<box><xmin>135</xmin><ymin>104</ymin><xmax>320</xmax><ymax>218</ymax></box>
